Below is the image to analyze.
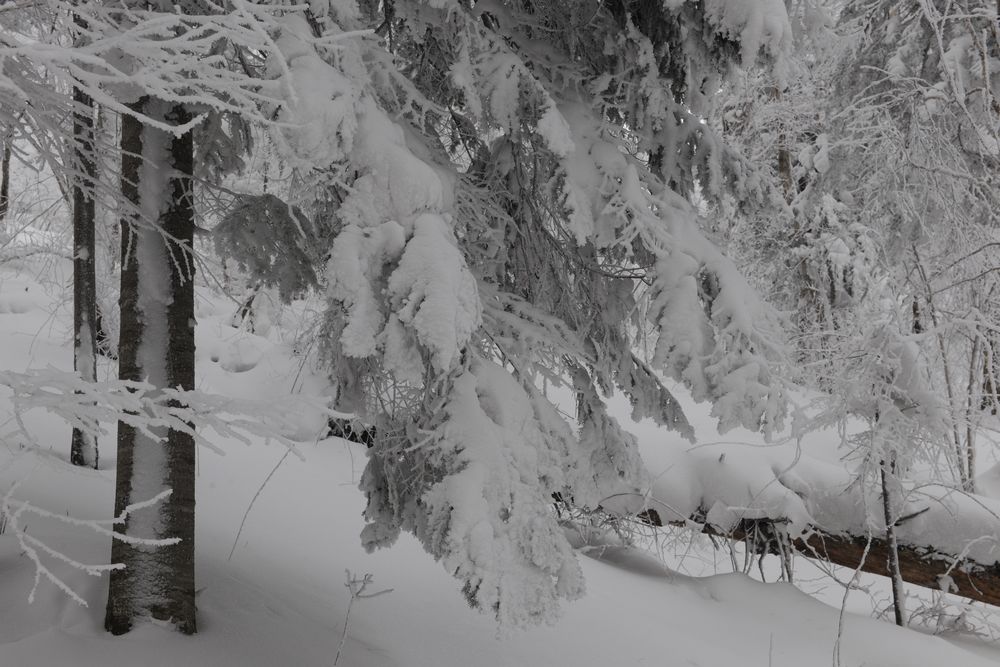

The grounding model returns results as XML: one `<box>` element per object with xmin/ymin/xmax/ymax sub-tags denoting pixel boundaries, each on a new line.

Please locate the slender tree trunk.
<box><xmin>983</xmin><ymin>333</ymin><xmax>998</xmax><ymax>414</ymax></box>
<box><xmin>70</xmin><ymin>79</ymin><xmax>99</xmax><ymax>469</ymax></box>
<box><xmin>880</xmin><ymin>453</ymin><xmax>907</xmax><ymax>627</ymax></box>
<box><xmin>94</xmin><ymin>105</ymin><xmax>120</xmax><ymax>359</ymax></box>
<box><xmin>0</xmin><ymin>136</ymin><xmax>10</xmax><ymax>224</ymax></box>
<box><xmin>965</xmin><ymin>335</ymin><xmax>981</xmax><ymax>492</ymax></box>
<box><xmin>105</xmin><ymin>98</ymin><xmax>197</xmax><ymax>635</ymax></box>
<box><xmin>913</xmin><ymin>247</ymin><xmax>968</xmax><ymax>487</ymax></box>
<box><xmin>770</xmin><ymin>86</ymin><xmax>794</xmax><ymax>203</ymax></box>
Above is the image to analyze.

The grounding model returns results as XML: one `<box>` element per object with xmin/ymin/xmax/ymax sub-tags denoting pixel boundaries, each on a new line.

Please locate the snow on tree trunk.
<box><xmin>105</xmin><ymin>98</ymin><xmax>197</xmax><ymax>635</ymax></box>
<box><xmin>70</xmin><ymin>77</ymin><xmax>99</xmax><ymax>470</ymax></box>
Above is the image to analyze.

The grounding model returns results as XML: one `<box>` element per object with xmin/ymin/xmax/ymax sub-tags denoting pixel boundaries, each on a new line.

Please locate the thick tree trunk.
<box><xmin>105</xmin><ymin>98</ymin><xmax>197</xmax><ymax>635</ymax></box>
<box><xmin>70</xmin><ymin>81</ymin><xmax>99</xmax><ymax>469</ymax></box>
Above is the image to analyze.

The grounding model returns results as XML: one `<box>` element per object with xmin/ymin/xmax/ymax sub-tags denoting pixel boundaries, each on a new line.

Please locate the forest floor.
<box><xmin>2</xmin><ymin>252</ymin><xmax>1000</xmax><ymax>666</ymax></box>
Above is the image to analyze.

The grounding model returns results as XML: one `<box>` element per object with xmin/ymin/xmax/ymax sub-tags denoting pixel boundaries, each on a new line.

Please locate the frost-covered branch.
<box><xmin>0</xmin><ymin>367</ymin><xmax>325</xmax><ymax>456</ymax></box>
<box><xmin>1</xmin><ymin>483</ymin><xmax>178</xmax><ymax>607</ymax></box>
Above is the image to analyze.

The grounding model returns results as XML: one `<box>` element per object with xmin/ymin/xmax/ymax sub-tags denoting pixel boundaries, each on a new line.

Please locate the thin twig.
<box><xmin>227</xmin><ymin>449</ymin><xmax>291</xmax><ymax>561</ymax></box>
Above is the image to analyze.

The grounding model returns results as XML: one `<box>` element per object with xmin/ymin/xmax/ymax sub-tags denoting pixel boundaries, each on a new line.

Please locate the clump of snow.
<box><xmin>703</xmin><ymin>0</ymin><xmax>792</xmax><ymax>68</ymax></box>
<box><xmin>554</xmin><ymin>101</ymin><xmax>629</xmax><ymax>246</ymax></box>
<box><xmin>326</xmin><ymin>221</ymin><xmax>406</xmax><ymax>358</ymax></box>
<box><xmin>535</xmin><ymin>103</ymin><xmax>575</xmax><ymax>157</ymax></box>
<box><xmin>386</xmin><ymin>214</ymin><xmax>481</xmax><ymax>373</ymax></box>
<box><xmin>269</xmin><ymin>15</ymin><xmax>360</xmax><ymax>169</ymax></box>
<box><xmin>812</xmin><ymin>133</ymin><xmax>831</xmax><ymax>174</ymax></box>
<box><xmin>348</xmin><ymin>101</ymin><xmax>449</xmax><ymax>225</ymax></box>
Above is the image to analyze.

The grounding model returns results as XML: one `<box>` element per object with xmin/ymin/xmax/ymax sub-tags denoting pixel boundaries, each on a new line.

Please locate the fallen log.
<box><xmin>326</xmin><ymin>417</ymin><xmax>376</xmax><ymax>447</ymax></box>
<box><xmin>639</xmin><ymin>510</ymin><xmax>1000</xmax><ymax>608</ymax></box>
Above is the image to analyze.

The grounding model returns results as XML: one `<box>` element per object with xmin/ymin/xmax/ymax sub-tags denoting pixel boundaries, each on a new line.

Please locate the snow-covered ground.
<box><xmin>1</xmin><ymin>254</ymin><xmax>1000</xmax><ymax>666</ymax></box>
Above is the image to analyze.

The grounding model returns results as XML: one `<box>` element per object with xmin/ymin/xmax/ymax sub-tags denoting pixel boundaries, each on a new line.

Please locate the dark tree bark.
<box><xmin>0</xmin><ymin>136</ymin><xmax>10</xmax><ymax>223</ymax></box>
<box><xmin>983</xmin><ymin>334</ymin><xmax>998</xmax><ymax>414</ymax></box>
<box><xmin>105</xmin><ymin>98</ymin><xmax>197</xmax><ymax>635</ymax></box>
<box><xmin>880</xmin><ymin>455</ymin><xmax>906</xmax><ymax>626</ymax></box>
<box><xmin>70</xmin><ymin>80</ymin><xmax>99</xmax><ymax>469</ymax></box>
<box><xmin>638</xmin><ymin>510</ymin><xmax>1000</xmax><ymax>610</ymax></box>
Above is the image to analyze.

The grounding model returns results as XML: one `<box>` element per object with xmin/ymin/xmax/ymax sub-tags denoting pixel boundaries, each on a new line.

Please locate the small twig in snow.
<box><xmin>334</xmin><ymin>570</ymin><xmax>392</xmax><ymax>666</ymax></box>
<box><xmin>228</xmin><ymin>448</ymin><xmax>291</xmax><ymax>561</ymax></box>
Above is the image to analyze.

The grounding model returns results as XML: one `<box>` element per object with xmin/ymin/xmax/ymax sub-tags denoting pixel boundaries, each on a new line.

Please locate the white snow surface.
<box><xmin>0</xmin><ymin>254</ymin><xmax>999</xmax><ymax>665</ymax></box>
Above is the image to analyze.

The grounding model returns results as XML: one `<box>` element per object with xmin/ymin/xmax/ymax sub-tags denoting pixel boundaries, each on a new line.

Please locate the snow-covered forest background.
<box><xmin>0</xmin><ymin>0</ymin><xmax>999</xmax><ymax>664</ymax></box>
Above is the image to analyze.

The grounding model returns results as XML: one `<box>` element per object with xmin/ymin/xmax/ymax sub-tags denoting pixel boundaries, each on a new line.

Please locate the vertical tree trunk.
<box><xmin>0</xmin><ymin>136</ymin><xmax>10</xmax><ymax>224</ymax></box>
<box><xmin>70</xmin><ymin>80</ymin><xmax>99</xmax><ymax>469</ymax></box>
<box><xmin>880</xmin><ymin>452</ymin><xmax>906</xmax><ymax>627</ymax></box>
<box><xmin>983</xmin><ymin>334</ymin><xmax>998</xmax><ymax>414</ymax></box>
<box><xmin>94</xmin><ymin>105</ymin><xmax>120</xmax><ymax>359</ymax></box>
<box><xmin>964</xmin><ymin>335</ymin><xmax>980</xmax><ymax>493</ymax></box>
<box><xmin>769</xmin><ymin>86</ymin><xmax>794</xmax><ymax>203</ymax></box>
<box><xmin>105</xmin><ymin>98</ymin><xmax>197</xmax><ymax>635</ymax></box>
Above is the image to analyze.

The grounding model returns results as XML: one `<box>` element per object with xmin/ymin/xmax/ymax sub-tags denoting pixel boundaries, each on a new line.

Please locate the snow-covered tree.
<box><xmin>0</xmin><ymin>0</ymin><xmax>836</xmax><ymax>630</ymax></box>
<box><xmin>252</xmin><ymin>0</ymin><xmax>803</xmax><ymax>626</ymax></box>
<box><xmin>825</xmin><ymin>0</ymin><xmax>997</xmax><ymax>488</ymax></box>
<box><xmin>0</xmin><ymin>0</ymin><xmax>315</xmax><ymax>634</ymax></box>
<box><xmin>723</xmin><ymin>0</ymin><xmax>999</xmax><ymax>488</ymax></box>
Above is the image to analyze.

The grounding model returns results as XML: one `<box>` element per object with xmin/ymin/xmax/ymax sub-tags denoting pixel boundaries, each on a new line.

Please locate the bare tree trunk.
<box><xmin>770</xmin><ymin>86</ymin><xmax>794</xmax><ymax>203</ymax></box>
<box><xmin>70</xmin><ymin>77</ymin><xmax>99</xmax><ymax>469</ymax></box>
<box><xmin>913</xmin><ymin>247</ymin><xmax>968</xmax><ymax>487</ymax></box>
<box><xmin>965</xmin><ymin>334</ymin><xmax>981</xmax><ymax>492</ymax></box>
<box><xmin>983</xmin><ymin>333</ymin><xmax>998</xmax><ymax>414</ymax></box>
<box><xmin>105</xmin><ymin>98</ymin><xmax>197</xmax><ymax>635</ymax></box>
<box><xmin>0</xmin><ymin>136</ymin><xmax>10</xmax><ymax>223</ymax></box>
<box><xmin>94</xmin><ymin>105</ymin><xmax>120</xmax><ymax>359</ymax></box>
<box><xmin>880</xmin><ymin>454</ymin><xmax>906</xmax><ymax>626</ymax></box>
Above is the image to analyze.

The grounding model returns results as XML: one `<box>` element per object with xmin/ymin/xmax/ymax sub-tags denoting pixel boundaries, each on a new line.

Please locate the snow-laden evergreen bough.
<box><xmin>254</xmin><ymin>0</ymin><xmax>799</xmax><ymax>626</ymax></box>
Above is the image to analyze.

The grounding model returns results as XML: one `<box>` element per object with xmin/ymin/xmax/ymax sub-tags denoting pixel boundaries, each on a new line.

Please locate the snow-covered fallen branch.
<box><xmin>639</xmin><ymin>442</ymin><xmax>1000</xmax><ymax>608</ymax></box>
<box><xmin>640</xmin><ymin>511</ymin><xmax>1000</xmax><ymax>610</ymax></box>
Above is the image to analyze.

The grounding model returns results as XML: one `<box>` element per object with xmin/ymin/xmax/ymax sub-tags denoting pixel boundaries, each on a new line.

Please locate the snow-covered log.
<box><xmin>639</xmin><ymin>437</ymin><xmax>1000</xmax><ymax>608</ymax></box>
<box><xmin>642</xmin><ymin>512</ymin><xmax>1000</xmax><ymax>609</ymax></box>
